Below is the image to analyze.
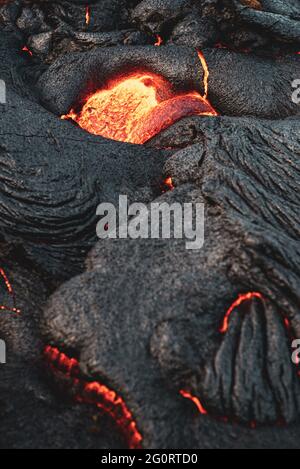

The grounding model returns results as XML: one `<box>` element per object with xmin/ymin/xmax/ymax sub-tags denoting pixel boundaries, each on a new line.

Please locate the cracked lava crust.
<box><xmin>0</xmin><ymin>0</ymin><xmax>300</xmax><ymax>450</ymax></box>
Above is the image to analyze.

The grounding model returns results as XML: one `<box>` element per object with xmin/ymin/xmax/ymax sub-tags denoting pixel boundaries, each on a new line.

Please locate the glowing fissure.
<box><xmin>180</xmin><ymin>291</ymin><xmax>298</xmax><ymax>423</ymax></box>
<box><xmin>62</xmin><ymin>72</ymin><xmax>217</xmax><ymax>144</ymax></box>
<box><xmin>163</xmin><ymin>177</ymin><xmax>175</xmax><ymax>191</ymax></box>
<box><xmin>180</xmin><ymin>390</ymin><xmax>207</xmax><ymax>415</ymax></box>
<box><xmin>197</xmin><ymin>51</ymin><xmax>210</xmax><ymax>101</ymax></box>
<box><xmin>0</xmin><ymin>267</ymin><xmax>20</xmax><ymax>314</ymax></box>
<box><xmin>220</xmin><ymin>292</ymin><xmax>263</xmax><ymax>334</ymax></box>
<box><xmin>85</xmin><ymin>6</ymin><xmax>90</xmax><ymax>25</ymax></box>
<box><xmin>44</xmin><ymin>346</ymin><xmax>143</xmax><ymax>449</ymax></box>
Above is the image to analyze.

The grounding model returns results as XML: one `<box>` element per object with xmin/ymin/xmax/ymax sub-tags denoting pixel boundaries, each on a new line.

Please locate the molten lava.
<box><xmin>85</xmin><ymin>6</ymin><xmax>90</xmax><ymax>25</ymax></box>
<box><xmin>180</xmin><ymin>390</ymin><xmax>207</xmax><ymax>415</ymax></box>
<box><xmin>220</xmin><ymin>292</ymin><xmax>263</xmax><ymax>334</ymax></box>
<box><xmin>62</xmin><ymin>72</ymin><xmax>217</xmax><ymax>144</ymax></box>
<box><xmin>197</xmin><ymin>51</ymin><xmax>210</xmax><ymax>101</ymax></box>
<box><xmin>44</xmin><ymin>346</ymin><xmax>143</xmax><ymax>449</ymax></box>
<box><xmin>0</xmin><ymin>267</ymin><xmax>20</xmax><ymax>314</ymax></box>
<box><xmin>155</xmin><ymin>35</ymin><xmax>163</xmax><ymax>46</ymax></box>
<box><xmin>180</xmin><ymin>291</ymin><xmax>300</xmax><ymax>424</ymax></box>
<box><xmin>163</xmin><ymin>177</ymin><xmax>175</xmax><ymax>191</ymax></box>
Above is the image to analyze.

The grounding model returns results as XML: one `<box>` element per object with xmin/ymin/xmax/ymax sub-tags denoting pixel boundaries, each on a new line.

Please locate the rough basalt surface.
<box><xmin>0</xmin><ymin>0</ymin><xmax>300</xmax><ymax>449</ymax></box>
<box><xmin>0</xmin><ymin>248</ymin><xmax>125</xmax><ymax>449</ymax></box>
<box><xmin>37</xmin><ymin>46</ymin><xmax>300</xmax><ymax>119</ymax></box>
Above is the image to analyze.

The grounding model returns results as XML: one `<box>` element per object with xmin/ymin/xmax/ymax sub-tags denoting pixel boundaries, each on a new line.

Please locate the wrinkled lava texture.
<box><xmin>0</xmin><ymin>0</ymin><xmax>300</xmax><ymax>449</ymax></box>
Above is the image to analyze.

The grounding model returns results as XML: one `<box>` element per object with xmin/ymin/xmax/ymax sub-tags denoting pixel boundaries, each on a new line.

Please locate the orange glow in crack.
<box><xmin>180</xmin><ymin>292</ymin><xmax>299</xmax><ymax>425</ymax></box>
<box><xmin>155</xmin><ymin>35</ymin><xmax>163</xmax><ymax>46</ymax></box>
<box><xmin>197</xmin><ymin>51</ymin><xmax>210</xmax><ymax>101</ymax></box>
<box><xmin>163</xmin><ymin>177</ymin><xmax>175</xmax><ymax>191</ymax></box>
<box><xmin>180</xmin><ymin>390</ymin><xmax>207</xmax><ymax>415</ymax></box>
<box><xmin>0</xmin><ymin>267</ymin><xmax>20</xmax><ymax>314</ymax></box>
<box><xmin>62</xmin><ymin>72</ymin><xmax>217</xmax><ymax>144</ymax></box>
<box><xmin>85</xmin><ymin>6</ymin><xmax>90</xmax><ymax>25</ymax></box>
<box><xmin>44</xmin><ymin>346</ymin><xmax>143</xmax><ymax>449</ymax></box>
<box><xmin>220</xmin><ymin>292</ymin><xmax>263</xmax><ymax>334</ymax></box>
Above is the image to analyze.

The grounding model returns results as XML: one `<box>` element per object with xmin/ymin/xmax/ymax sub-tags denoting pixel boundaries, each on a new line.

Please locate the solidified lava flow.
<box><xmin>0</xmin><ymin>267</ymin><xmax>20</xmax><ymax>314</ymax></box>
<box><xmin>44</xmin><ymin>346</ymin><xmax>143</xmax><ymax>449</ymax></box>
<box><xmin>183</xmin><ymin>292</ymin><xmax>300</xmax><ymax>423</ymax></box>
<box><xmin>62</xmin><ymin>72</ymin><xmax>217</xmax><ymax>144</ymax></box>
<box><xmin>179</xmin><ymin>294</ymin><xmax>266</xmax><ymax>420</ymax></box>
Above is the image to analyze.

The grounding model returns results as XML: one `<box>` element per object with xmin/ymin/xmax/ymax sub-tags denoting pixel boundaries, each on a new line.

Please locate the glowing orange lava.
<box><xmin>163</xmin><ymin>177</ymin><xmax>175</xmax><ymax>191</ymax></box>
<box><xmin>62</xmin><ymin>72</ymin><xmax>217</xmax><ymax>144</ymax></box>
<box><xmin>197</xmin><ymin>51</ymin><xmax>210</xmax><ymax>101</ymax></box>
<box><xmin>220</xmin><ymin>292</ymin><xmax>263</xmax><ymax>334</ymax></box>
<box><xmin>85</xmin><ymin>6</ymin><xmax>90</xmax><ymax>25</ymax></box>
<box><xmin>44</xmin><ymin>346</ymin><xmax>143</xmax><ymax>449</ymax></box>
<box><xmin>180</xmin><ymin>390</ymin><xmax>207</xmax><ymax>415</ymax></box>
<box><xmin>0</xmin><ymin>267</ymin><xmax>20</xmax><ymax>314</ymax></box>
<box><xmin>22</xmin><ymin>46</ymin><xmax>33</xmax><ymax>57</ymax></box>
<box><xmin>155</xmin><ymin>35</ymin><xmax>163</xmax><ymax>46</ymax></box>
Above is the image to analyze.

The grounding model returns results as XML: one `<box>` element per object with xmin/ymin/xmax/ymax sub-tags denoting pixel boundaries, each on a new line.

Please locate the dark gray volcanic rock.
<box><xmin>0</xmin><ymin>0</ymin><xmax>300</xmax><ymax>450</ymax></box>
<box><xmin>37</xmin><ymin>45</ymin><xmax>206</xmax><ymax>115</ymax></box>
<box><xmin>0</xmin><ymin>254</ymin><xmax>124</xmax><ymax>449</ymax></box>
<box><xmin>4</xmin><ymin>0</ymin><xmax>299</xmax><ymax>62</ymax></box>
<box><xmin>231</xmin><ymin>0</ymin><xmax>300</xmax><ymax>44</ymax></box>
<box><xmin>169</xmin><ymin>14</ymin><xmax>219</xmax><ymax>49</ymax></box>
<box><xmin>0</xmin><ymin>85</ymin><xmax>166</xmax><ymax>279</ymax></box>
<box><xmin>40</xmin><ymin>100</ymin><xmax>300</xmax><ymax>448</ymax></box>
<box><xmin>131</xmin><ymin>0</ymin><xmax>191</xmax><ymax>35</ymax></box>
<box><xmin>37</xmin><ymin>46</ymin><xmax>300</xmax><ymax>119</ymax></box>
<box><xmin>41</xmin><ymin>184</ymin><xmax>244</xmax><ymax>448</ymax></box>
<box><xmin>204</xmin><ymin>49</ymin><xmax>300</xmax><ymax>118</ymax></box>
<box><xmin>41</xmin><ymin>107</ymin><xmax>300</xmax><ymax>447</ymax></box>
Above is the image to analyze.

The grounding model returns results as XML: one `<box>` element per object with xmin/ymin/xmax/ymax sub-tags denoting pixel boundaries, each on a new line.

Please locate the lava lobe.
<box><xmin>62</xmin><ymin>72</ymin><xmax>217</xmax><ymax>144</ymax></box>
<box><xmin>44</xmin><ymin>346</ymin><xmax>143</xmax><ymax>449</ymax></box>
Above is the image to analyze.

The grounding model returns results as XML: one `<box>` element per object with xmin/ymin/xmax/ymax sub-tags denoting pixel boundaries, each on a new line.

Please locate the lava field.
<box><xmin>0</xmin><ymin>0</ymin><xmax>300</xmax><ymax>450</ymax></box>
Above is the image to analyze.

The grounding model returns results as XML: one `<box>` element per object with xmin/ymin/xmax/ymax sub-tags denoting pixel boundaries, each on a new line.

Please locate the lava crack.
<box><xmin>44</xmin><ymin>346</ymin><xmax>143</xmax><ymax>449</ymax></box>
<box><xmin>187</xmin><ymin>293</ymin><xmax>300</xmax><ymax>425</ymax></box>
<box><xmin>0</xmin><ymin>267</ymin><xmax>20</xmax><ymax>314</ymax></box>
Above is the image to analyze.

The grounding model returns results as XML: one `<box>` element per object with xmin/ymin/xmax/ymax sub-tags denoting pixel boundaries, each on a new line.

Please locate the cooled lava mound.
<box><xmin>0</xmin><ymin>0</ymin><xmax>300</xmax><ymax>449</ymax></box>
